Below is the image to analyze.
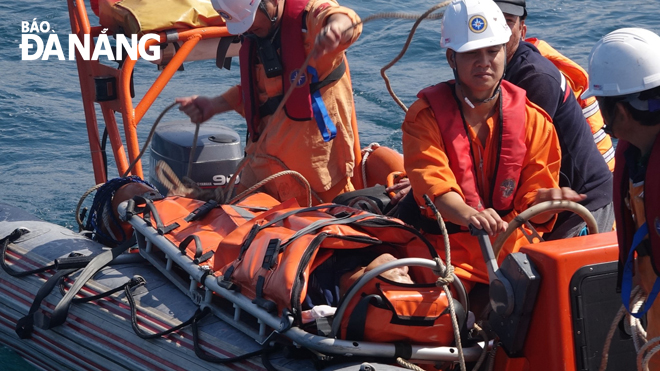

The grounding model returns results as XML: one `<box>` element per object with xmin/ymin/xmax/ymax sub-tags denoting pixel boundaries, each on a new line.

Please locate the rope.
<box><xmin>380</xmin><ymin>2</ymin><xmax>451</xmax><ymax>112</ymax></box>
<box><xmin>155</xmin><ymin>160</ymin><xmax>196</xmax><ymax>198</ymax></box>
<box><xmin>228</xmin><ymin>170</ymin><xmax>314</xmax><ymax>207</ymax></box>
<box><xmin>599</xmin><ymin>303</ymin><xmax>628</xmax><ymax>371</ymax></box>
<box><xmin>122</xmin><ymin>101</ymin><xmax>179</xmax><ymax>178</ymax></box>
<box><xmin>187</xmin><ymin>123</ymin><xmax>201</xmax><ymax>179</ymax></box>
<box><xmin>75</xmin><ymin>183</ymin><xmax>104</xmax><ymax>231</ymax></box>
<box><xmin>396</xmin><ymin>357</ymin><xmax>425</xmax><ymax>371</ymax></box>
<box><xmin>360</xmin><ymin>143</ymin><xmax>380</xmax><ymax>189</ymax></box>
<box><xmin>422</xmin><ymin>194</ymin><xmax>466</xmax><ymax>371</ymax></box>
<box><xmin>631</xmin><ymin>289</ymin><xmax>649</xmax><ymax>351</ymax></box>
<box><xmin>639</xmin><ymin>337</ymin><xmax>660</xmax><ymax>371</ymax></box>
<box><xmin>471</xmin><ymin>323</ymin><xmax>490</xmax><ymax>371</ymax></box>
<box><xmin>600</xmin><ymin>285</ymin><xmax>650</xmax><ymax>371</ymax></box>
<box><xmin>81</xmin><ymin>176</ymin><xmax>156</xmax><ymax>246</ymax></box>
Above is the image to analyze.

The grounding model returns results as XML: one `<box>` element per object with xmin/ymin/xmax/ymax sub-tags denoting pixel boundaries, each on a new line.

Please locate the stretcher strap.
<box><xmin>191</xmin><ymin>307</ymin><xmax>279</xmax><ymax>365</ymax></box>
<box><xmin>15</xmin><ymin>254</ymin><xmax>143</xmax><ymax>339</ymax></box>
<box><xmin>184</xmin><ymin>200</ymin><xmax>218</xmax><ymax>222</ymax></box>
<box><xmin>36</xmin><ymin>235</ymin><xmax>137</xmax><ymax>330</ymax></box>
<box><xmin>126</xmin><ymin>196</ymin><xmax>172</xmax><ymax>235</ymax></box>
<box><xmin>345</xmin><ymin>294</ymin><xmax>384</xmax><ymax>341</ymax></box>
<box><xmin>1</xmin><ymin>228</ymin><xmax>57</xmax><ymax>277</ymax></box>
<box><xmin>123</xmin><ymin>278</ymin><xmax>204</xmax><ymax>339</ymax></box>
<box><xmin>15</xmin><ymin>268</ymin><xmax>77</xmax><ymax>339</ymax></box>
<box><xmin>280</xmin><ymin>213</ymin><xmax>374</xmax><ymax>248</ymax></box>
<box><xmin>622</xmin><ymin>222</ymin><xmax>660</xmax><ymax>318</ymax></box>
<box><xmin>180</xmin><ymin>234</ymin><xmax>203</xmax><ymax>259</ymax></box>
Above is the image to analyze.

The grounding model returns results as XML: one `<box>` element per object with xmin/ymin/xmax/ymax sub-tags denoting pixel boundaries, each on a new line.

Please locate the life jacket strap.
<box><xmin>257</xmin><ymin>59</ymin><xmax>346</xmax><ymax>119</ymax></box>
<box><xmin>621</xmin><ymin>222</ymin><xmax>660</xmax><ymax>318</ymax></box>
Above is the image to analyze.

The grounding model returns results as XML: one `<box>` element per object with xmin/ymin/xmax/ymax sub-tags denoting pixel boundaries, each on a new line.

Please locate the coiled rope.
<box><xmin>600</xmin><ymin>285</ymin><xmax>660</xmax><ymax>371</ymax></box>
<box><xmin>77</xmin><ymin>176</ymin><xmax>156</xmax><ymax>246</ymax></box>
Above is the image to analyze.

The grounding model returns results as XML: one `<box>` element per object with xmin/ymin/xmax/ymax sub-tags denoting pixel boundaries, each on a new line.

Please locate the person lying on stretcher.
<box><xmin>301</xmin><ymin>247</ymin><xmax>413</xmax><ymax>323</ymax></box>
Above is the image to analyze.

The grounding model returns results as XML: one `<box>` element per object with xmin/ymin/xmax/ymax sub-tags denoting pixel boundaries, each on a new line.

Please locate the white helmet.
<box><xmin>441</xmin><ymin>0</ymin><xmax>512</xmax><ymax>53</ymax></box>
<box><xmin>211</xmin><ymin>0</ymin><xmax>261</xmax><ymax>35</ymax></box>
<box><xmin>582</xmin><ymin>28</ymin><xmax>660</xmax><ymax>99</ymax></box>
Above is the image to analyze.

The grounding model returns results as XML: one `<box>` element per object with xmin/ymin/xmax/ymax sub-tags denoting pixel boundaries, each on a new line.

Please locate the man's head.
<box><xmin>494</xmin><ymin>0</ymin><xmax>526</xmax><ymax>62</ymax></box>
<box><xmin>212</xmin><ymin>0</ymin><xmax>282</xmax><ymax>37</ymax></box>
<box><xmin>494</xmin><ymin>0</ymin><xmax>526</xmax><ymax>19</ymax></box>
<box><xmin>441</xmin><ymin>0</ymin><xmax>511</xmax><ymax>100</ymax></box>
<box><xmin>583</xmin><ymin>28</ymin><xmax>660</xmax><ymax>141</ymax></box>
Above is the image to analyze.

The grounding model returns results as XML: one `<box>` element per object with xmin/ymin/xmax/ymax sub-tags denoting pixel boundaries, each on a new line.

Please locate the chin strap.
<box><xmin>450</xmin><ymin>45</ymin><xmax>507</xmax><ymax>109</ymax></box>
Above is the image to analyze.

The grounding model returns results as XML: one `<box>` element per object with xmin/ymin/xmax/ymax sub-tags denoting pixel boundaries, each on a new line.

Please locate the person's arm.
<box><xmin>175</xmin><ymin>85</ymin><xmax>243</xmax><ymax>123</ymax></box>
<box><xmin>307</xmin><ymin>1</ymin><xmax>362</xmax><ymax>60</ymax></box>
<box><xmin>314</xmin><ymin>13</ymin><xmax>354</xmax><ymax>57</ymax></box>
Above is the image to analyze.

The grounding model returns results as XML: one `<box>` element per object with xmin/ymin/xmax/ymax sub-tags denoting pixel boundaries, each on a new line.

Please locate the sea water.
<box><xmin>0</xmin><ymin>0</ymin><xmax>657</xmax><ymax>368</ymax></box>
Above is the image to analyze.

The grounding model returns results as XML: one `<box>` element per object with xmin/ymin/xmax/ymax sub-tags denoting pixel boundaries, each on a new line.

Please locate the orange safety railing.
<box><xmin>66</xmin><ymin>0</ymin><xmax>232</xmax><ymax>184</ymax></box>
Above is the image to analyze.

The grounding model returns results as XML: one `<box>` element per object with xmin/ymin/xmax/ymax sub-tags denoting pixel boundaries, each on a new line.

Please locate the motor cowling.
<box><xmin>149</xmin><ymin>120</ymin><xmax>243</xmax><ymax>196</ymax></box>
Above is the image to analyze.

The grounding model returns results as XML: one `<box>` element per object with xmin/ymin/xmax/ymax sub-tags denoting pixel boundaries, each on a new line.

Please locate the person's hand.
<box><xmin>385</xmin><ymin>177</ymin><xmax>410</xmax><ymax>205</ymax></box>
<box><xmin>175</xmin><ymin>95</ymin><xmax>216</xmax><ymax>124</ymax></box>
<box><xmin>532</xmin><ymin>187</ymin><xmax>587</xmax><ymax>206</ymax></box>
<box><xmin>314</xmin><ymin>15</ymin><xmax>352</xmax><ymax>57</ymax></box>
<box><xmin>529</xmin><ymin>187</ymin><xmax>587</xmax><ymax>224</ymax></box>
<box><xmin>467</xmin><ymin>208</ymin><xmax>508</xmax><ymax>236</ymax></box>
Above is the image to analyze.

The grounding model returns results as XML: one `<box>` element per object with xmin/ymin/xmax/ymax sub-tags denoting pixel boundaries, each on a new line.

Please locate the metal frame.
<box><xmin>66</xmin><ymin>0</ymin><xmax>232</xmax><ymax>183</ymax></box>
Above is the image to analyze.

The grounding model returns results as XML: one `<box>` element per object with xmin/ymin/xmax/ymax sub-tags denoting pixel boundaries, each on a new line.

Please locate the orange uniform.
<box><xmin>402</xmin><ymin>85</ymin><xmax>562</xmax><ymax>285</ymax></box>
<box><xmin>222</xmin><ymin>0</ymin><xmax>362</xmax><ymax>204</ymax></box>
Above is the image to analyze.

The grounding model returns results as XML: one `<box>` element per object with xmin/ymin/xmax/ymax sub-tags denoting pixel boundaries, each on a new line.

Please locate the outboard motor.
<box><xmin>149</xmin><ymin>120</ymin><xmax>243</xmax><ymax>196</ymax></box>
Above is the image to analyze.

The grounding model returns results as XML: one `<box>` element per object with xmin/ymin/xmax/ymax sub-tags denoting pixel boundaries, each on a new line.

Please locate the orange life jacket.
<box><xmin>417</xmin><ymin>81</ymin><xmax>527</xmax><ymax>213</ymax></box>
<box><xmin>614</xmin><ymin>136</ymin><xmax>660</xmax><ymax>286</ymax></box>
<box><xmin>526</xmin><ymin>38</ymin><xmax>615</xmax><ymax>171</ymax></box>
<box><xmin>239</xmin><ymin>0</ymin><xmax>344</xmax><ymax>141</ymax></box>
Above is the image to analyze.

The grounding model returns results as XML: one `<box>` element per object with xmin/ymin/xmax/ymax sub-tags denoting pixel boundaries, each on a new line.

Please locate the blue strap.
<box><xmin>621</xmin><ymin>222</ymin><xmax>660</xmax><ymax>318</ymax></box>
<box><xmin>577</xmin><ymin>225</ymin><xmax>589</xmax><ymax>236</ymax></box>
<box><xmin>307</xmin><ymin>66</ymin><xmax>337</xmax><ymax>142</ymax></box>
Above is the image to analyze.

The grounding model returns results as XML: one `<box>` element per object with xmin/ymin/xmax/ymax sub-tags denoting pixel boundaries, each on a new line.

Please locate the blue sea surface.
<box><xmin>0</xmin><ymin>0</ymin><xmax>657</xmax><ymax>369</ymax></box>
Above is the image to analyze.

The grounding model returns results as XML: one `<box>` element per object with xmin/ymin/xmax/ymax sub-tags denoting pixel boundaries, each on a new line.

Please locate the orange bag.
<box><xmin>338</xmin><ymin>278</ymin><xmax>461</xmax><ymax>345</ymax></box>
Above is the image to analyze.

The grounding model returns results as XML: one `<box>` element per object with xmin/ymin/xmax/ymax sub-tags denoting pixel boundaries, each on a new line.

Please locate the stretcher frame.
<box><xmin>120</xmin><ymin>202</ymin><xmax>486</xmax><ymax>364</ymax></box>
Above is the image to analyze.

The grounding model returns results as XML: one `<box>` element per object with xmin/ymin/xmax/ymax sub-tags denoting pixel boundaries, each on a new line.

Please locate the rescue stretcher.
<box><xmin>117</xmin><ymin>193</ymin><xmax>486</xmax><ymax>365</ymax></box>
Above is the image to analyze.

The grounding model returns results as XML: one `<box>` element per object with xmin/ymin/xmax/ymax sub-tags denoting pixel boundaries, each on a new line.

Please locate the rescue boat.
<box><xmin>0</xmin><ymin>0</ymin><xmax>644</xmax><ymax>370</ymax></box>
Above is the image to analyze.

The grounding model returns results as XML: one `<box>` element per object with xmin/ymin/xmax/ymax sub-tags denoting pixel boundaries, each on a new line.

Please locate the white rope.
<box><xmin>360</xmin><ymin>143</ymin><xmax>380</xmax><ymax>188</ymax></box>
<box><xmin>632</xmin><ymin>289</ymin><xmax>649</xmax><ymax>351</ymax></box>
<box><xmin>423</xmin><ymin>194</ymin><xmax>466</xmax><ymax>371</ymax></box>
<box><xmin>600</xmin><ymin>286</ymin><xmax>659</xmax><ymax>371</ymax></box>
<box><xmin>639</xmin><ymin>337</ymin><xmax>660</xmax><ymax>371</ymax></box>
